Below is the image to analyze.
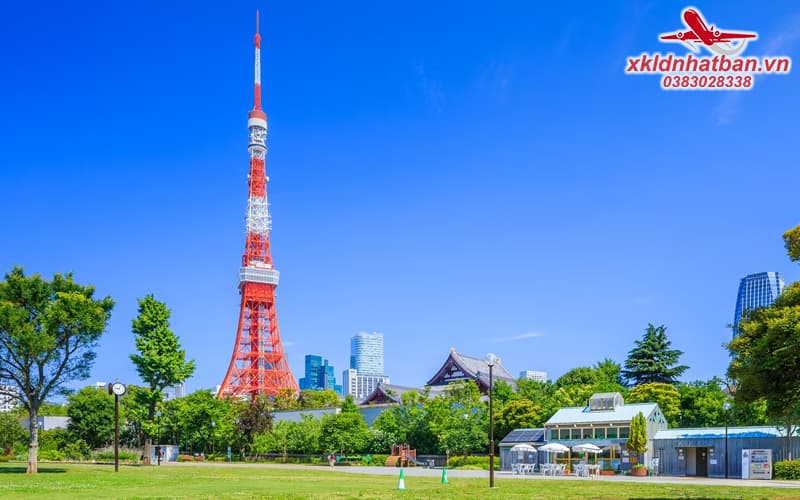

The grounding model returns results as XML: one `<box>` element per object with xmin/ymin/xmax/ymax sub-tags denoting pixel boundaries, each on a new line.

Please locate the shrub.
<box><xmin>62</xmin><ymin>440</ymin><xmax>91</xmax><ymax>460</ymax></box>
<box><xmin>447</xmin><ymin>456</ymin><xmax>500</xmax><ymax>470</ymax></box>
<box><xmin>774</xmin><ymin>460</ymin><xmax>800</xmax><ymax>480</ymax></box>
<box><xmin>0</xmin><ymin>455</ymin><xmax>14</xmax><ymax>462</ymax></box>
<box><xmin>93</xmin><ymin>450</ymin><xmax>140</xmax><ymax>462</ymax></box>
<box><xmin>370</xmin><ymin>454</ymin><xmax>388</xmax><ymax>466</ymax></box>
<box><xmin>39</xmin><ymin>449</ymin><xmax>65</xmax><ymax>461</ymax></box>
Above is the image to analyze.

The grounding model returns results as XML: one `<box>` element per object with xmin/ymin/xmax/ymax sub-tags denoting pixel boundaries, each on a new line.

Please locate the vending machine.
<box><xmin>741</xmin><ymin>449</ymin><xmax>772</xmax><ymax>480</ymax></box>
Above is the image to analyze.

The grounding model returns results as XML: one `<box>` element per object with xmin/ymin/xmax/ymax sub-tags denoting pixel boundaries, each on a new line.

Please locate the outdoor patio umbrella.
<box><xmin>572</xmin><ymin>443</ymin><xmax>602</xmax><ymax>464</ymax></box>
<box><xmin>539</xmin><ymin>443</ymin><xmax>570</xmax><ymax>468</ymax></box>
<box><xmin>510</xmin><ymin>443</ymin><xmax>538</xmax><ymax>466</ymax></box>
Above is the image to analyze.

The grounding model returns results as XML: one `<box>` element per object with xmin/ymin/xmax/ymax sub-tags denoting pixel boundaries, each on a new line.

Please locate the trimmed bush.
<box><xmin>370</xmin><ymin>454</ymin><xmax>388</xmax><ymax>466</ymax></box>
<box><xmin>447</xmin><ymin>456</ymin><xmax>500</xmax><ymax>470</ymax></box>
<box><xmin>93</xmin><ymin>450</ymin><xmax>140</xmax><ymax>462</ymax></box>
<box><xmin>774</xmin><ymin>460</ymin><xmax>800</xmax><ymax>480</ymax></box>
<box><xmin>0</xmin><ymin>455</ymin><xmax>14</xmax><ymax>462</ymax></box>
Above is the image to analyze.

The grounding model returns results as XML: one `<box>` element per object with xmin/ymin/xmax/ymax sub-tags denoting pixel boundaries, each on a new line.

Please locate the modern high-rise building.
<box><xmin>299</xmin><ymin>355</ymin><xmax>342</xmax><ymax>395</ymax></box>
<box><xmin>350</xmin><ymin>331</ymin><xmax>384</xmax><ymax>376</ymax></box>
<box><xmin>341</xmin><ymin>368</ymin><xmax>389</xmax><ymax>400</ymax></box>
<box><xmin>732</xmin><ymin>272</ymin><xmax>785</xmax><ymax>338</ymax></box>
<box><xmin>520</xmin><ymin>370</ymin><xmax>547</xmax><ymax>383</ymax></box>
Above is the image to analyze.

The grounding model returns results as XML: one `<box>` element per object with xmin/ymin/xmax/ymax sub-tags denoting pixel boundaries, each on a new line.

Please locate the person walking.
<box><xmin>328</xmin><ymin>453</ymin><xmax>336</xmax><ymax>467</ymax></box>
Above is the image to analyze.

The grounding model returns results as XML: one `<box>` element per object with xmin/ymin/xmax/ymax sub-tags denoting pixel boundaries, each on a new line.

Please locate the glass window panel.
<box><xmin>619</xmin><ymin>427</ymin><xmax>630</xmax><ymax>439</ymax></box>
<box><xmin>582</xmin><ymin>428</ymin><xmax>593</xmax><ymax>439</ymax></box>
<box><xmin>571</xmin><ymin>428</ymin><xmax>581</xmax><ymax>439</ymax></box>
<box><xmin>607</xmin><ymin>427</ymin><xmax>618</xmax><ymax>439</ymax></box>
<box><xmin>594</xmin><ymin>428</ymin><xmax>605</xmax><ymax>439</ymax></box>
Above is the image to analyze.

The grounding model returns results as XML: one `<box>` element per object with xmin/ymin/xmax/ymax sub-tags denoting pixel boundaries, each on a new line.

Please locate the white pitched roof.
<box><xmin>545</xmin><ymin>402</ymin><xmax>660</xmax><ymax>426</ymax></box>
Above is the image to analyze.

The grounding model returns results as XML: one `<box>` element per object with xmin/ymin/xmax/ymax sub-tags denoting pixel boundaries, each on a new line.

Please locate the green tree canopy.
<box><xmin>130</xmin><ymin>295</ymin><xmax>195</xmax><ymax>462</ymax></box>
<box><xmin>627</xmin><ymin>382</ymin><xmax>681</xmax><ymax>426</ymax></box>
<box><xmin>728</xmin><ymin>280</ymin><xmax>800</xmax><ymax>459</ymax></box>
<box><xmin>67</xmin><ymin>386</ymin><xmax>116</xmax><ymax>449</ymax></box>
<box><xmin>783</xmin><ymin>224</ymin><xmax>800</xmax><ymax>262</ymax></box>
<box><xmin>319</xmin><ymin>411</ymin><xmax>369</xmax><ymax>455</ymax></box>
<box><xmin>494</xmin><ymin>399</ymin><xmax>543</xmax><ymax>441</ymax></box>
<box><xmin>299</xmin><ymin>389</ymin><xmax>340</xmax><ymax>409</ymax></box>
<box><xmin>622</xmin><ymin>324</ymin><xmax>688</xmax><ymax>386</ymax></box>
<box><xmin>0</xmin><ymin>267</ymin><xmax>114</xmax><ymax>473</ymax></box>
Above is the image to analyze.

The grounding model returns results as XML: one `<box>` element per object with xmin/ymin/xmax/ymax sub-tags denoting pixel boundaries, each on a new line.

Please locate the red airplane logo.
<box><xmin>660</xmin><ymin>7</ymin><xmax>757</xmax><ymax>56</ymax></box>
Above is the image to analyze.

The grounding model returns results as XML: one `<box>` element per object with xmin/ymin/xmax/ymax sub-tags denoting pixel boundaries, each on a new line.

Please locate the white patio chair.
<box><xmin>650</xmin><ymin>457</ymin><xmax>660</xmax><ymax>477</ymax></box>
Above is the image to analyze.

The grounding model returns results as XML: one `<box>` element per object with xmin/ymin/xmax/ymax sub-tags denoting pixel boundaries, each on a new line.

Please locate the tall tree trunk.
<box><xmin>27</xmin><ymin>407</ymin><xmax>38</xmax><ymax>474</ymax></box>
<box><xmin>787</xmin><ymin>415</ymin><xmax>793</xmax><ymax>461</ymax></box>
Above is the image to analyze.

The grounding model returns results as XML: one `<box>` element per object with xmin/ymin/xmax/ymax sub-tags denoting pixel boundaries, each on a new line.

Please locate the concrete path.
<box><xmin>166</xmin><ymin>462</ymin><xmax>800</xmax><ymax>489</ymax></box>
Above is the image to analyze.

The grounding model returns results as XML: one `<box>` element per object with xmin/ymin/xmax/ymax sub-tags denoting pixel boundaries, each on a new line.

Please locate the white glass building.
<box><xmin>350</xmin><ymin>331</ymin><xmax>384</xmax><ymax>376</ymax></box>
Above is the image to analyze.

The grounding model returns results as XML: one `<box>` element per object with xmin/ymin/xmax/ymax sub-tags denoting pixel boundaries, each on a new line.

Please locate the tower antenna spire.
<box><xmin>253</xmin><ymin>10</ymin><xmax>262</xmax><ymax>111</ymax></box>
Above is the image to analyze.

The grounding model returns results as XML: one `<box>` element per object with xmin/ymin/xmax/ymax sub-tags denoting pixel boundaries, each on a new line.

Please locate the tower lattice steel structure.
<box><xmin>218</xmin><ymin>13</ymin><xmax>298</xmax><ymax>398</ymax></box>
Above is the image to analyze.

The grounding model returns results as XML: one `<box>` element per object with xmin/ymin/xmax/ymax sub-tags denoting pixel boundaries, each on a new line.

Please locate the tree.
<box><xmin>622</xmin><ymin>324</ymin><xmax>688</xmax><ymax>386</ymax></box>
<box><xmin>234</xmin><ymin>394</ymin><xmax>273</xmax><ymax>455</ymax></box>
<box><xmin>626</xmin><ymin>411</ymin><xmax>648</xmax><ymax>462</ymax></box>
<box><xmin>0</xmin><ymin>267</ymin><xmax>114</xmax><ymax>473</ymax></box>
<box><xmin>299</xmin><ymin>389</ymin><xmax>340</xmax><ymax>409</ymax></box>
<box><xmin>67</xmin><ymin>386</ymin><xmax>116</xmax><ymax>449</ymax></box>
<box><xmin>627</xmin><ymin>383</ymin><xmax>681</xmax><ymax>426</ymax></box>
<box><xmin>130</xmin><ymin>295</ymin><xmax>195</xmax><ymax>462</ymax></box>
<box><xmin>427</xmin><ymin>381</ymin><xmax>487</xmax><ymax>459</ymax></box>
<box><xmin>494</xmin><ymin>399</ymin><xmax>543</xmax><ymax>441</ymax></box>
<box><xmin>728</xmin><ymin>280</ymin><xmax>800</xmax><ymax>459</ymax></box>
<box><xmin>676</xmin><ymin>379</ymin><xmax>728</xmax><ymax>428</ymax></box>
<box><xmin>0</xmin><ymin>412</ymin><xmax>26</xmax><ymax>455</ymax></box>
<box><xmin>161</xmin><ymin>389</ymin><xmax>232</xmax><ymax>454</ymax></box>
<box><xmin>593</xmin><ymin>358</ymin><xmax>627</xmax><ymax>392</ymax></box>
<box><xmin>784</xmin><ymin>224</ymin><xmax>800</xmax><ymax>262</ymax></box>
<box><xmin>319</xmin><ymin>411</ymin><xmax>369</xmax><ymax>456</ymax></box>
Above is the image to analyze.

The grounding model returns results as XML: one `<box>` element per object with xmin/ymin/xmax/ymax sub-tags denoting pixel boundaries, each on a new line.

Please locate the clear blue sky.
<box><xmin>1</xmin><ymin>1</ymin><xmax>799</xmax><ymax>395</ymax></box>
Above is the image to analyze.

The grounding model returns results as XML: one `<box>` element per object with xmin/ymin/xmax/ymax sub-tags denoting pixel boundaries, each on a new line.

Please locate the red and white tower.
<box><xmin>218</xmin><ymin>12</ymin><xmax>298</xmax><ymax>398</ymax></box>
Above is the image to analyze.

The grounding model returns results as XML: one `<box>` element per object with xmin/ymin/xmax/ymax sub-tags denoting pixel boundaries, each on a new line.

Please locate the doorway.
<box><xmin>695</xmin><ymin>448</ymin><xmax>708</xmax><ymax>477</ymax></box>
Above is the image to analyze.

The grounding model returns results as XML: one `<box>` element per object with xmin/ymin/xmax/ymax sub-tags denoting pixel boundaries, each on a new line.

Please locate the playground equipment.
<box><xmin>386</xmin><ymin>444</ymin><xmax>419</xmax><ymax>467</ymax></box>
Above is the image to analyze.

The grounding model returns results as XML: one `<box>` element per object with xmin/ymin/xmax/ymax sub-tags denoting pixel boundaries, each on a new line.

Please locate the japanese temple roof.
<box><xmin>426</xmin><ymin>348</ymin><xmax>516</xmax><ymax>389</ymax></box>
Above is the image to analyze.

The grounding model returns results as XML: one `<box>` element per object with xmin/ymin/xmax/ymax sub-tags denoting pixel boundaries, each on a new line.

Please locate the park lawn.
<box><xmin>1</xmin><ymin>463</ymin><xmax>799</xmax><ymax>499</ymax></box>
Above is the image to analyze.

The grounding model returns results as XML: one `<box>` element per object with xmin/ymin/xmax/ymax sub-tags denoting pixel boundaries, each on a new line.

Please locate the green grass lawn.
<box><xmin>1</xmin><ymin>462</ymin><xmax>798</xmax><ymax>499</ymax></box>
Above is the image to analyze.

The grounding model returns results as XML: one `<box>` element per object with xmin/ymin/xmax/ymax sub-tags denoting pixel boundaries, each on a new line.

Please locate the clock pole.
<box><xmin>108</xmin><ymin>383</ymin><xmax>126</xmax><ymax>471</ymax></box>
<box><xmin>114</xmin><ymin>389</ymin><xmax>119</xmax><ymax>472</ymax></box>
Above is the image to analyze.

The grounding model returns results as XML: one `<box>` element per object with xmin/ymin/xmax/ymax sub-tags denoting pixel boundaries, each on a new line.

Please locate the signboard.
<box><xmin>742</xmin><ymin>449</ymin><xmax>772</xmax><ymax>480</ymax></box>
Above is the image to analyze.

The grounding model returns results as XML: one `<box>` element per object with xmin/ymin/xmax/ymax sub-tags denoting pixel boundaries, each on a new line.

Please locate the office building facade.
<box><xmin>520</xmin><ymin>370</ymin><xmax>547</xmax><ymax>383</ymax></box>
<box><xmin>733</xmin><ymin>272</ymin><xmax>785</xmax><ymax>338</ymax></box>
<box><xmin>0</xmin><ymin>382</ymin><xmax>19</xmax><ymax>413</ymax></box>
<box><xmin>350</xmin><ymin>331</ymin><xmax>384</xmax><ymax>376</ymax></box>
<box><xmin>299</xmin><ymin>355</ymin><xmax>342</xmax><ymax>395</ymax></box>
<box><xmin>341</xmin><ymin>368</ymin><xmax>389</xmax><ymax>400</ymax></box>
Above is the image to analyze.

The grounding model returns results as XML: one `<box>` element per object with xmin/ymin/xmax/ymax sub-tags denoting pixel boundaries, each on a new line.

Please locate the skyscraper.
<box><xmin>733</xmin><ymin>272</ymin><xmax>785</xmax><ymax>338</ymax></box>
<box><xmin>350</xmin><ymin>331</ymin><xmax>384</xmax><ymax>376</ymax></box>
<box><xmin>344</xmin><ymin>332</ymin><xmax>388</xmax><ymax>400</ymax></box>
<box><xmin>299</xmin><ymin>355</ymin><xmax>342</xmax><ymax>395</ymax></box>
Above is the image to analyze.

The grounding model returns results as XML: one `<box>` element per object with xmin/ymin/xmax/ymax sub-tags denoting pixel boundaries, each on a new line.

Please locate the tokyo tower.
<box><xmin>218</xmin><ymin>12</ymin><xmax>299</xmax><ymax>398</ymax></box>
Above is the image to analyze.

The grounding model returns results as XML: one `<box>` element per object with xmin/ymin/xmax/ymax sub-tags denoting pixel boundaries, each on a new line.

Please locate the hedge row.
<box><xmin>774</xmin><ymin>460</ymin><xmax>800</xmax><ymax>480</ymax></box>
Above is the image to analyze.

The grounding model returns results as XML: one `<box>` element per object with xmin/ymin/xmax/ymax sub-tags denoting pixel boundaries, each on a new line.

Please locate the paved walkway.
<box><xmin>166</xmin><ymin>462</ymin><xmax>800</xmax><ymax>489</ymax></box>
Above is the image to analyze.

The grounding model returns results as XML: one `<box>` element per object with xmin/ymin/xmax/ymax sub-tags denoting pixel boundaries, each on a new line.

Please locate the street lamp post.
<box><xmin>486</xmin><ymin>353</ymin><xmax>497</xmax><ymax>488</ymax></box>
<box><xmin>723</xmin><ymin>402</ymin><xmax>731</xmax><ymax>479</ymax></box>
